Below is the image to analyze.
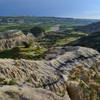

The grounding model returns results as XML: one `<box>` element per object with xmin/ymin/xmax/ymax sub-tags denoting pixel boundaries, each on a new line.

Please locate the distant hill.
<box><xmin>75</xmin><ymin>21</ymin><xmax>100</xmax><ymax>33</ymax></box>
<box><xmin>0</xmin><ymin>16</ymin><xmax>99</xmax><ymax>24</ymax></box>
<box><xmin>70</xmin><ymin>31</ymin><xmax>100</xmax><ymax>51</ymax></box>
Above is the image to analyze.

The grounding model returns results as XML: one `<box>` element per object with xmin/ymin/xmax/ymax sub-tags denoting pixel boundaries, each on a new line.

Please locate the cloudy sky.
<box><xmin>0</xmin><ymin>0</ymin><xmax>100</xmax><ymax>19</ymax></box>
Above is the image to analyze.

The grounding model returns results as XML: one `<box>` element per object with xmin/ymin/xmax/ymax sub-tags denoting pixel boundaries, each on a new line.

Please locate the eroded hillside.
<box><xmin>0</xmin><ymin>46</ymin><xmax>99</xmax><ymax>100</ymax></box>
<box><xmin>0</xmin><ymin>19</ymin><xmax>99</xmax><ymax>100</ymax></box>
<box><xmin>0</xmin><ymin>30</ymin><xmax>27</xmax><ymax>51</ymax></box>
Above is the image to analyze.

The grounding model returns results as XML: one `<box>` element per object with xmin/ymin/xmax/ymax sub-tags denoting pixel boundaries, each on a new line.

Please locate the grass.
<box><xmin>0</xmin><ymin>46</ymin><xmax>47</xmax><ymax>60</ymax></box>
<box><xmin>0</xmin><ymin>22</ymin><xmax>53</xmax><ymax>32</ymax></box>
<box><xmin>0</xmin><ymin>77</ymin><xmax>17</xmax><ymax>85</ymax></box>
<box><xmin>71</xmin><ymin>31</ymin><xmax>100</xmax><ymax>52</ymax></box>
<box><xmin>55</xmin><ymin>37</ymin><xmax>79</xmax><ymax>46</ymax></box>
<box><xmin>95</xmin><ymin>77</ymin><xmax>100</xmax><ymax>83</ymax></box>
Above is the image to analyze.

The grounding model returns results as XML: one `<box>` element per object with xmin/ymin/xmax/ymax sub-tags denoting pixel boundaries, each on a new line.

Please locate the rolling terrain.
<box><xmin>0</xmin><ymin>16</ymin><xmax>99</xmax><ymax>24</ymax></box>
<box><xmin>69</xmin><ymin>31</ymin><xmax>100</xmax><ymax>52</ymax></box>
<box><xmin>75</xmin><ymin>21</ymin><xmax>100</xmax><ymax>33</ymax></box>
<box><xmin>0</xmin><ymin>16</ymin><xmax>99</xmax><ymax>100</ymax></box>
<box><xmin>0</xmin><ymin>16</ymin><xmax>99</xmax><ymax>32</ymax></box>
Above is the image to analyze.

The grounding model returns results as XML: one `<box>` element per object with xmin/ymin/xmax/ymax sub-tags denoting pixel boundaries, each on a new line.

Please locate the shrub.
<box><xmin>8</xmin><ymin>79</ymin><xmax>17</xmax><ymax>85</ymax></box>
<box><xmin>22</xmin><ymin>40</ymin><xmax>33</xmax><ymax>48</ymax></box>
<box><xmin>30</xmin><ymin>26</ymin><xmax>45</xmax><ymax>37</ymax></box>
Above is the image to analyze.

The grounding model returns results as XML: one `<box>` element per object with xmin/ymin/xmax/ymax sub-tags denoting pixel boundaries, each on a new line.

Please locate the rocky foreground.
<box><xmin>0</xmin><ymin>46</ymin><xmax>99</xmax><ymax>100</ymax></box>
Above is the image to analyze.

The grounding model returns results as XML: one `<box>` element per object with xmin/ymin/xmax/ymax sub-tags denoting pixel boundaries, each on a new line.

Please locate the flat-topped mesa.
<box><xmin>0</xmin><ymin>46</ymin><xmax>99</xmax><ymax>100</ymax></box>
<box><xmin>0</xmin><ymin>30</ymin><xmax>27</xmax><ymax>51</ymax></box>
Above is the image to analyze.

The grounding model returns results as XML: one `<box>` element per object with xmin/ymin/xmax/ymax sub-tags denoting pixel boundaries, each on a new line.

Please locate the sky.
<box><xmin>0</xmin><ymin>0</ymin><xmax>100</xmax><ymax>19</ymax></box>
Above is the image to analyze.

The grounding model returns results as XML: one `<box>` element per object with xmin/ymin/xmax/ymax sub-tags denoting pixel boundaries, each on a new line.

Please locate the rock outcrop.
<box><xmin>0</xmin><ymin>86</ymin><xmax>71</xmax><ymax>100</ymax></box>
<box><xmin>0</xmin><ymin>46</ymin><xmax>99</xmax><ymax>100</ymax></box>
<box><xmin>0</xmin><ymin>30</ymin><xmax>28</xmax><ymax>51</ymax></box>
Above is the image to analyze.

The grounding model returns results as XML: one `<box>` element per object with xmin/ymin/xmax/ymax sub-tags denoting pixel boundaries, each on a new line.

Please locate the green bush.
<box><xmin>30</xmin><ymin>26</ymin><xmax>45</xmax><ymax>37</ymax></box>
<box><xmin>0</xmin><ymin>78</ymin><xmax>16</xmax><ymax>85</ymax></box>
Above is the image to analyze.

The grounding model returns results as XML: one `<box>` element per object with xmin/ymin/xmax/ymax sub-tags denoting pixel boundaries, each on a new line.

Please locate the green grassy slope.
<box><xmin>69</xmin><ymin>31</ymin><xmax>100</xmax><ymax>52</ymax></box>
<box><xmin>0</xmin><ymin>46</ymin><xmax>47</xmax><ymax>60</ymax></box>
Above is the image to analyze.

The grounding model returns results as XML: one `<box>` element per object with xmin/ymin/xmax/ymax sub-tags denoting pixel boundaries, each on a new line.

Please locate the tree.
<box><xmin>30</xmin><ymin>26</ymin><xmax>45</xmax><ymax>37</ymax></box>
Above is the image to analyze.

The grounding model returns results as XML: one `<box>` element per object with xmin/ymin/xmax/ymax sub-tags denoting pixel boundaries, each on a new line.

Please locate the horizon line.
<box><xmin>0</xmin><ymin>15</ymin><xmax>100</xmax><ymax>20</ymax></box>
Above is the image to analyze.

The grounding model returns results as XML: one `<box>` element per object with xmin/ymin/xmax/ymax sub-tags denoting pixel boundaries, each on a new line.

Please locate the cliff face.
<box><xmin>0</xmin><ymin>46</ymin><xmax>99</xmax><ymax>100</ymax></box>
<box><xmin>0</xmin><ymin>30</ymin><xmax>27</xmax><ymax>51</ymax></box>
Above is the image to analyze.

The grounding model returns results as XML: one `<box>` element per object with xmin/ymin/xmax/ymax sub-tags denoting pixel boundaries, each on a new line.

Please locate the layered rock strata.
<box><xmin>0</xmin><ymin>46</ymin><xmax>99</xmax><ymax>100</ymax></box>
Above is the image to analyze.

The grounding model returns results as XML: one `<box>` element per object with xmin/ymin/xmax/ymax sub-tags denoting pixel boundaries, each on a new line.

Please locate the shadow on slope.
<box><xmin>0</xmin><ymin>46</ymin><xmax>46</xmax><ymax>60</ymax></box>
<box><xmin>68</xmin><ymin>31</ymin><xmax>100</xmax><ymax>52</ymax></box>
